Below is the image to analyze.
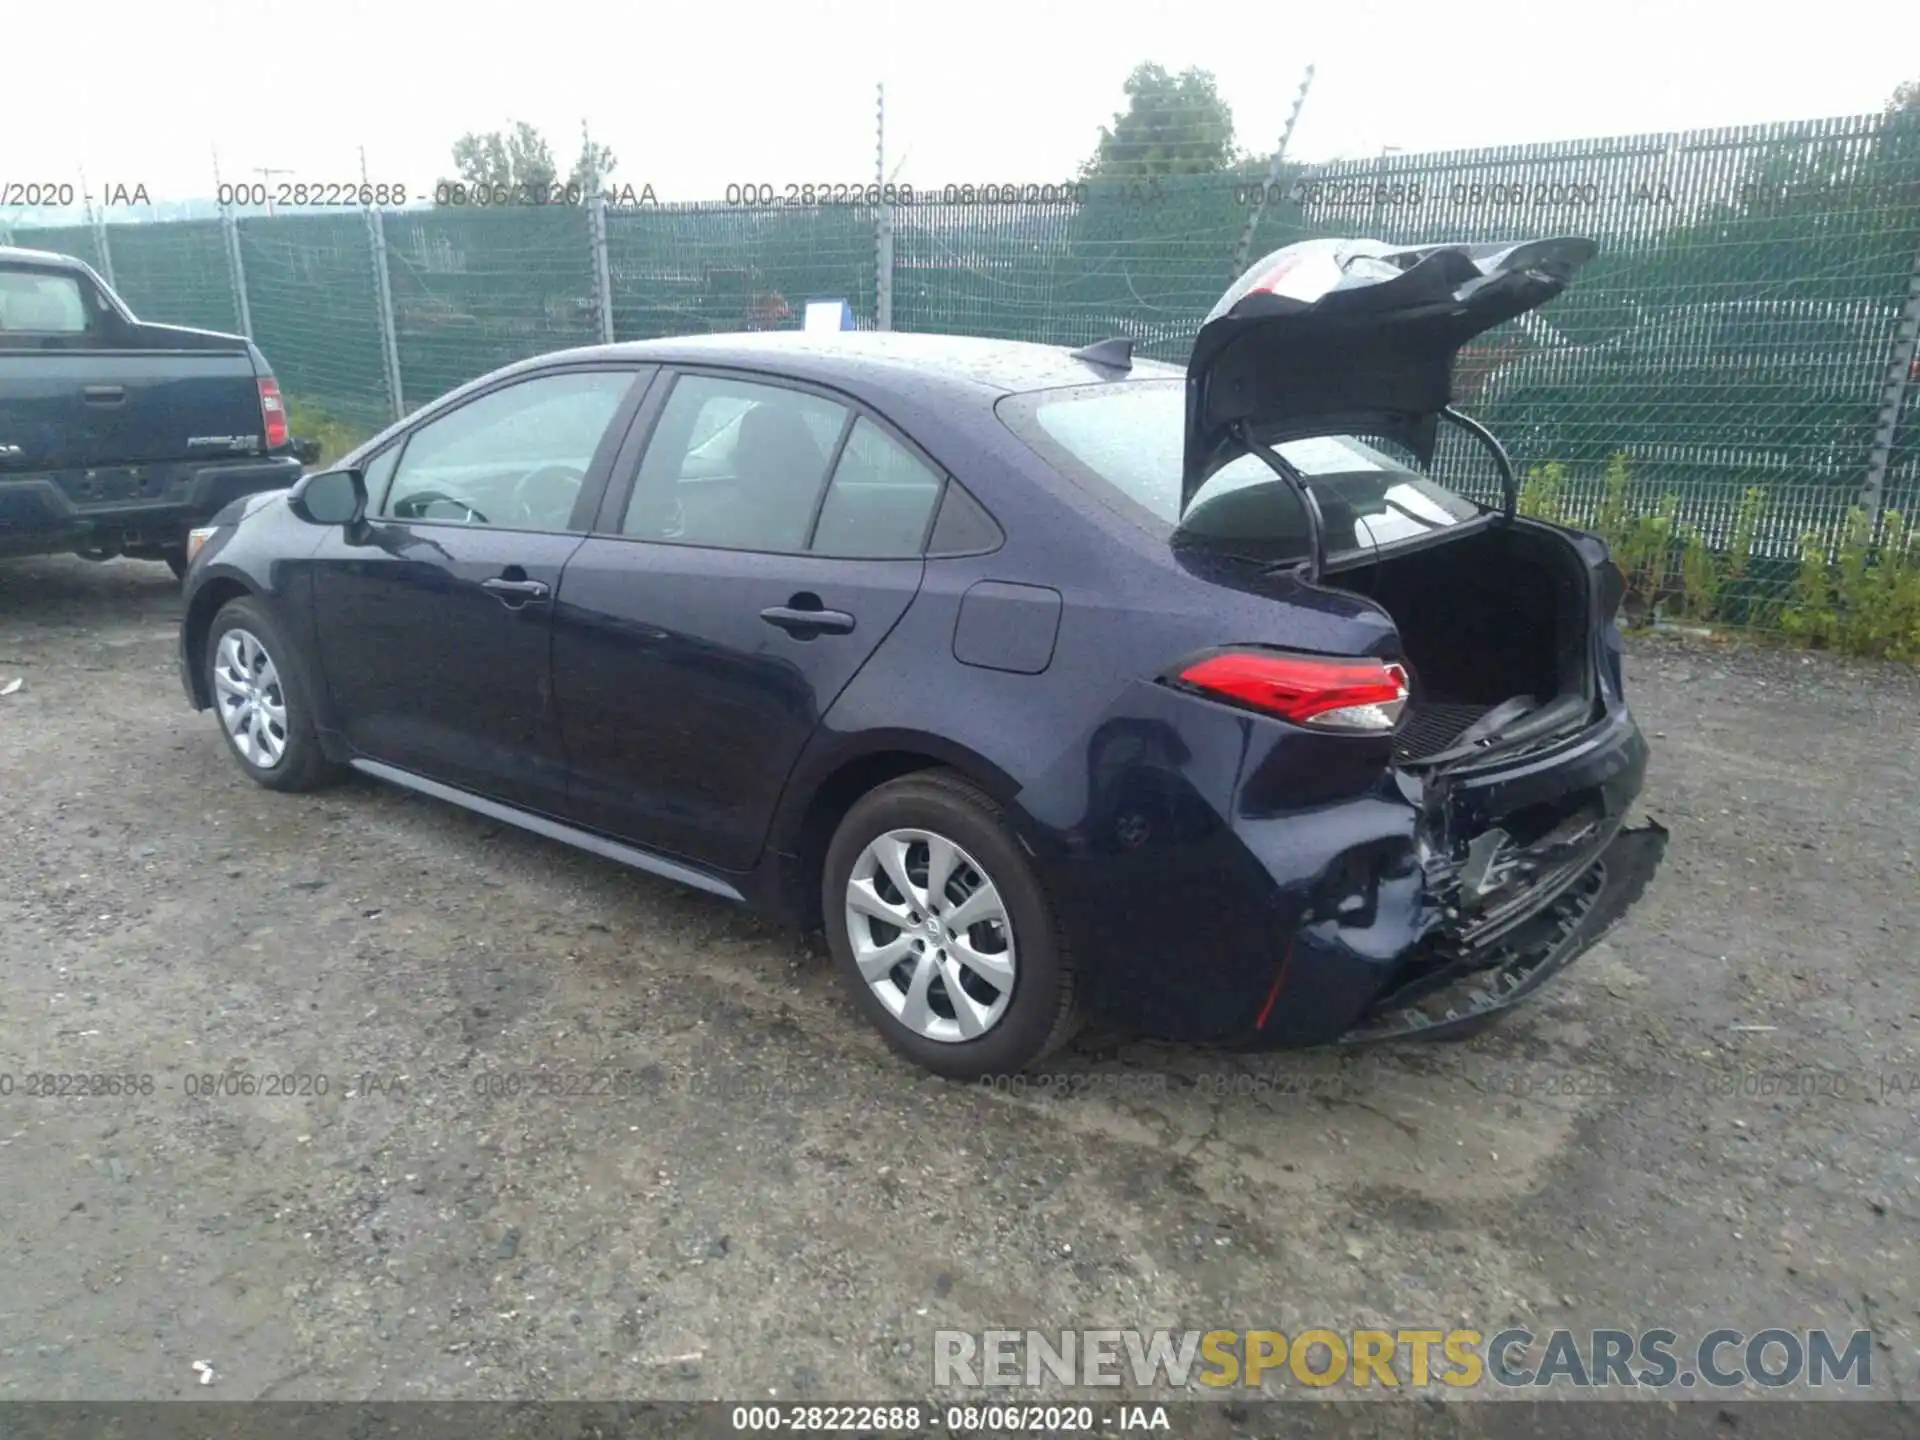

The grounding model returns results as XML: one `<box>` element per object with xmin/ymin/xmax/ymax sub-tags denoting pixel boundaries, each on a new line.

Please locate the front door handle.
<box><xmin>481</xmin><ymin>575</ymin><xmax>550</xmax><ymax>605</ymax></box>
<box><xmin>761</xmin><ymin>603</ymin><xmax>855</xmax><ymax>638</ymax></box>
<box><xmin>83</xmin><ymin>385</ymin><xmax>126</xmax><ymax>405</ymax></box>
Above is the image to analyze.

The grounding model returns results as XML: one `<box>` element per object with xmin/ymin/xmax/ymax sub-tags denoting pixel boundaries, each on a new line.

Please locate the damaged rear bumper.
<box><xmin>1231</xmin><ymin>702</ymin><xmax>1662</xmax><ymax>1049</ymax></box>
<box><xmin>1018</xmin><ymin>678</ymin><xmax>1661</xmax><ymax>1048</ymax></box>
<box><xmin>1335</xmin><ymin>815</ymin><xmax>1667</xmax><ymax>1042</ymax></box>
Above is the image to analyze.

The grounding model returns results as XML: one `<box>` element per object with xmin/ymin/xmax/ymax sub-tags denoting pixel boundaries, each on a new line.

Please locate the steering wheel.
<box><xmin>510</xmin><ymin>463</ymin><xmax>587</xmax><ymax>529</ymax></box>
<box><xmin>393</xmin><ymin>490</ymin><xmax>489</xmax><ymax>525</ymax></box>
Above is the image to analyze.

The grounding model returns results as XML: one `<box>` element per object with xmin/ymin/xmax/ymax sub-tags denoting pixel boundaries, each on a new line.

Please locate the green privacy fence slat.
<box><xmin>381</xmin><ymin>207</ymin><xmax>603</xmax><ymax>405</ymax></box>
<box><xmin>2</xmin><ymin>224</ymin><xmax>104</xmax><ymax>272</ymax></box>
<box><xmin>605</xmin><ymin>203</ymin><xmax>875</xmax><ymax>340</ymax></box>
<box><xmin>238</xmin><ymin>213</ymin><xmax>391</xmax><ymax>432</ymax></box>
<box><xmin>1296</xmin><ymin>111</ymin><xmax>1920</xmax><ymax>565</ymax></box>
<box><xmin>5</xmin><ymin>109</ymin><xmax>1915</xmax><ymax>624</ymax></box>
<box><xmin>100</xmin><ymin>219</ymin><xmax>239</xmax><ymax>334</ymax></box>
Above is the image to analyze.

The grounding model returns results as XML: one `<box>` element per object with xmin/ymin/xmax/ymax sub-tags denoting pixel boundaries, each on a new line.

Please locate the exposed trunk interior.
<box><xmin>1331</xmin><ymin>521</ymin><xmax>1593</xmax><ymax>765</ymax></box>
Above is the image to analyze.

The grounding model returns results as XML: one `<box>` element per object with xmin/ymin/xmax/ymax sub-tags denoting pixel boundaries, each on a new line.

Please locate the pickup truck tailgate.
<box><xmin>0</xmin><ymin>345</ymin><xmax>265</xmax><ymax>471</ymax></box>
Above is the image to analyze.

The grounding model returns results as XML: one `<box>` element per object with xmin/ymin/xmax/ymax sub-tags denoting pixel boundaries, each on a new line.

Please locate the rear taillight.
<box><xmin>258</xmin><ymin>377</ymin><xmax>289</xmax><ymax>449</ymax></box>
<box><xmin>1176</xmin><ymin>651</ymin><xmax>1409</xmax><ymax>733</ymax></box>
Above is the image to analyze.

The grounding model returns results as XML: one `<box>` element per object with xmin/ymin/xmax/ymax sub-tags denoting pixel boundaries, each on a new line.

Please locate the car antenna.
<box><xmin>1069</xmin><ymin>337</ymin><xmax>1133</xmax><ymax>370</ymax></box>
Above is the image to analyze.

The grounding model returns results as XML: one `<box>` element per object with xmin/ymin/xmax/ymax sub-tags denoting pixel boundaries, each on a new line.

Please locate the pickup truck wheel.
<box><xmin>163</xmin><ymin>548</ymin><xmax>189</xmax><ymax>581</ymax></box>
<box><xmin>205</xmin><ymin>598</ymin><xmax>341</xmax><ymax>792</ymax></box>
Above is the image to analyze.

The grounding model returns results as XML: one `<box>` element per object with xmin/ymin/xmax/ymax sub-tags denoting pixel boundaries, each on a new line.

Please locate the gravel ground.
<box><xmin>1</xmin><ymin>554</ymin><xmax>1916</xmax><ymax>1421</ymax></box>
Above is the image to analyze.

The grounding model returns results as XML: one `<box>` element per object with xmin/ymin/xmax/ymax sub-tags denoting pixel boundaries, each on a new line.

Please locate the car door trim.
<box><xmin>348</xmin><ymin>758</ymin><xmax>746</xmax><ymax>901</ymax></box>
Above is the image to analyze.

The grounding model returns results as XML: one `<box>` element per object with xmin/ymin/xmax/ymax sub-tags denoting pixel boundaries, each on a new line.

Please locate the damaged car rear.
<box><xmin>999</xmin><ymin>234</ymin><xmax>1666</xmax><ymax>1052</ymax></box>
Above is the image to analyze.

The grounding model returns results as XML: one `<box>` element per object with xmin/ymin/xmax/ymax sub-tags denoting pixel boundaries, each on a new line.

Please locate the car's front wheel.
<box><xmin>823</xmin><ymin>770</ymin><xmax>1079</xmax><ymax>1079</ymax></box>
<box><xmin>205</xmin><ymin>597</ymin><xmax>341</xmax><ymax>792</ymax></box>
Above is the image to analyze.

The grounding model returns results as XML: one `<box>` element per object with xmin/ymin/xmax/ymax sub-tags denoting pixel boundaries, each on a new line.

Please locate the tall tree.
<box><xmin>440</xmin><ymin>120</ymin><xmax>559</xmax><ymax>200</ymax></box>
<box><xmin>1083</xmin><ymin>63</ymin><xmax>1237</xmax><ymax>180</ymax></box>
<box><xmin>567</xmin><ymin>121</ymin><xmax>618</xmax><ymax>195</ymax></box>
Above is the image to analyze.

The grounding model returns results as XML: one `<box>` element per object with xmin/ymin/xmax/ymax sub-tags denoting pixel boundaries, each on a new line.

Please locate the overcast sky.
<box><xmin>5</xmin><ymin>0</ymin><xmax>1914</xmax><ymax>205</ymax></box>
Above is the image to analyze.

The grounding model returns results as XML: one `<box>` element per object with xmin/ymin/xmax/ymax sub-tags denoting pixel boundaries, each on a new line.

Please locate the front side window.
<box><xmin>998</xmin><ymin>379</ymin><xmax>1481</xmax><ymax>563</ymax></box>
<box><xmin>622</xmin><ymin>374</ymin><xmax>850</xmax><ymax>552</ymax></box>
<box><xmin>380</xmin><ymin>370</ymin><xmax>635</xmax><ymax>531</ymax></box>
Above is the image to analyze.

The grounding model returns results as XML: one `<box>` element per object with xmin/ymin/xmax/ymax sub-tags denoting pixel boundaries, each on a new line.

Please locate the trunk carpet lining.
<box><xmin>1393</xmin><ymin>700</ymin><xmax>1492</xmax><ymax>762</ymax></box>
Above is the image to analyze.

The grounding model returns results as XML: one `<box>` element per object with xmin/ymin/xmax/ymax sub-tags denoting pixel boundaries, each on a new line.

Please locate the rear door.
<box><xmin>308</xmin><ymin>363</ymin><xmax>653</xmax><ymax>814</ymax></box>
<box><xmin>551</xmin><ymin>369</ymin><xmax>941</xmax><ymax>870</ymax></box>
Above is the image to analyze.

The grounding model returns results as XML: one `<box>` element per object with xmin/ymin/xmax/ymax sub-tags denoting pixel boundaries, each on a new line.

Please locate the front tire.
<box><xmin>823</xmin><ymin>770</ymin><xmax>1079</xmax><ymax>1079</ymax></box>
<box><xmin>205</xmin><ymin>597</ymin><xmax>341</xmax><ymax>792</ymax></box>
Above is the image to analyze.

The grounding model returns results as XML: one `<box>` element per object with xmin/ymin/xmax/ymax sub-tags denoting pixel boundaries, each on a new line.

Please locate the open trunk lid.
<box><xmin>1181</xmin><ymin>235</ymin><xmax>1598</xmax><ymax>513</ymax></box>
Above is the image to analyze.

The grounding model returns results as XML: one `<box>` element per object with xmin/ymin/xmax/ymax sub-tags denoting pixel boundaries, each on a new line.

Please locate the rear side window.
<box><xmin>624</xmin><ymin>374</ymin><xmax>850</xmax><ymax>552</ymax></box>
<box><xmin>998</xmin><ymin>379</ymin><xmax>1479</xmax><ymax>563</ymax></box>
<box><xmin>809</xmin><ymin>418</ymin><xmax>943</xmax><ymax>557</ymax></box>
<box><xmin>0</xmin><ymin>268</ymin><xmax>91</xmax><ymax>336</ymax></box>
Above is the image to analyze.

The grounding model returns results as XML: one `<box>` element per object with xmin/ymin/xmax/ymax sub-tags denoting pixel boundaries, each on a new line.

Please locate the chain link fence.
<box><xmin>6</xmin><ymin>111</ymin><xmax>1917</xmax><ymax>649</ymax></box>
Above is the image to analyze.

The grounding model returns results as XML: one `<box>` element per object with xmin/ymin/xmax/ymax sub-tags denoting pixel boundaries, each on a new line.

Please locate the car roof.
<box><xmin>525</xmin><ymin>330</ymin><xmax>1186</xmax><ymax>400</ymax></box>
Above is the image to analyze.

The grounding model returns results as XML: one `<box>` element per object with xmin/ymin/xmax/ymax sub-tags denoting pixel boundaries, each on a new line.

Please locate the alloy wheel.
<box><xmin>213</xmin><ymin>628</ymin><xmax>289</xmax><ymax>768</ymax></box>
<box><xmin>844</xmin><ymin>828</ymin><xmax>1017</xmax><ymax>1043</ymax></box>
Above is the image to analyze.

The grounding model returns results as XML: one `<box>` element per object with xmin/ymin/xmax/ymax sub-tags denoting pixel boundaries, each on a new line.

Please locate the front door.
<box><xmin>308</xmin><ymin>364</ymin><xmax>651</xmax><ymax>813</ymax></box>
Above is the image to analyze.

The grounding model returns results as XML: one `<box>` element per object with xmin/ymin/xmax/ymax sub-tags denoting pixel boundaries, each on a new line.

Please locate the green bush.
<box><xmin>1783</xmin><ymin>509</ymin><xmax>1920</xmax><ymax>661</ymax></box>
<box><xmin>1513</xmin><ymin>451</ymin><xmax>1918</xmax><ymax>661</ymax></box>
<box><xmin>284</xmin><ymin>399</ymin><xmax>373</xmax><ymax>468</ymax></box>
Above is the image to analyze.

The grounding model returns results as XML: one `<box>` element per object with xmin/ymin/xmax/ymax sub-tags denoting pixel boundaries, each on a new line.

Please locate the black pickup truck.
<box><xmin>0</xmin><ymin>245</ymin><xmax>317</xmax><ymax>576</ymax></box>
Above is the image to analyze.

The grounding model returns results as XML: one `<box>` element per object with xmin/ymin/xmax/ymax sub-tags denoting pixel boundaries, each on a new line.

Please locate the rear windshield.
<box><xmin>997</xmin><ymin>378</ymin><xmax>1482</xmax><ymax>563</ymax></box>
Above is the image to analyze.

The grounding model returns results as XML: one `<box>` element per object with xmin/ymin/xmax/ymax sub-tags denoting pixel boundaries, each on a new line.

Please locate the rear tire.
<box><xmin>823</xmin><ymin>769</ymin><xmax>1080</xmax><ymax>1080</ymax></box>
<box><xmin>163</xmin><ymin>548</ymin><xmax>189</xmax><ymax>581</ymax></box>
<box><xmin>205</xmin><ymin>596</ymin><xmax>342</xmax><ymax>793</ymax></box>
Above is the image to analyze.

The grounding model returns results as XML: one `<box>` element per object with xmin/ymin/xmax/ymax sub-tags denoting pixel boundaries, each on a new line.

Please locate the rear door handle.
<box><xmin>83</xmin><ymin>385</ymin><xmax>126</xmax><ymax>405</ymax></box>
<box><xmin>481</xmin><ymin>576</ymin><xmax>550</xmax><ymax>604</ymax></box>
<box><xmin>760</xmin><ymin>604</ymin><xmax>855</xmax><ymax>637</ymax></box>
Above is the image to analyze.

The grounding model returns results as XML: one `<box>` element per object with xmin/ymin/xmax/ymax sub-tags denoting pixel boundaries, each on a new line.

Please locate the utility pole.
<box><xmin>253</xmin><ymin>166</ymin><xmax>294</xmax><ymax>217</ymax></box>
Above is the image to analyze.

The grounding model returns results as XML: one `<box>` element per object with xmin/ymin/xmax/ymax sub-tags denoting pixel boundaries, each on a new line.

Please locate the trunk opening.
<box><xmin>1329</xmin><ymin>520</ymin><xmax>1594</xmax><ymax>764</ymax></box>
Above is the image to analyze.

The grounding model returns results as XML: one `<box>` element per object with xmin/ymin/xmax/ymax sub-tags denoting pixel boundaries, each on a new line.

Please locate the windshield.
<box><xmin>997</xmin><ymin>379</ymin><xmax>1483</xmax><ymax>563</ymax></box>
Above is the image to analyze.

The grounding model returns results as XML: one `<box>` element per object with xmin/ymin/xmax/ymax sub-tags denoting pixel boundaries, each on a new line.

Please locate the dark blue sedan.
<box><xmin>178</xmin><ymin>236</ymin><xmax>1665</xmax><ymax>1079</ymax></box>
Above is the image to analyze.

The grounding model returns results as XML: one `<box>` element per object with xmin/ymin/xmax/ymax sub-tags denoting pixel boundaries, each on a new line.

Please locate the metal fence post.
<box><xmin>366</xmin><ymin>206</ymin><xmax>405</xmax><ymax>422</ymax></box>
<box><xmin>223</xmin><ymin>210</ymin><xmax>254</xmax><ymax>339</ymax></box>
<box><xmin>874</xmin><ymin>82</ymin><xmax>893</xmax><ymax>330</ymax></box>
<box><xmin>590</xmin><ymin>196</ymin><xmax>616</xmax><ymax>344</ymax></box>
<box><xmin>92</xmin><ymin>212</ymin><xmax>117</xmax><ymax>290</ymax></box>
<box><xmin>1230</xmin><ymin>63</ymin><xmax>1316</xmax><ymax>278</ymax></box>
<box><xmin>1861</xmin><ymin>242</ymin><xmax>1920</xmax><ymax>527</ymax></box>
<box><xmin>876</xmin><ymin>205</ymin><xmax>894</xmax><ymax>331</ymax></box>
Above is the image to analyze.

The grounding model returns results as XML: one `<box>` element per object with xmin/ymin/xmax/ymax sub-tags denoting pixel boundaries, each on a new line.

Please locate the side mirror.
<box><xmin>288</xmin><ymin>467</ymin><xmax>367</xmax><ymax>526</ymax></box>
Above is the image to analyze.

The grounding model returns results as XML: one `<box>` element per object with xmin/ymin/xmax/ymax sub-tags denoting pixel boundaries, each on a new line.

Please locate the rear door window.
<box><xmin>621</xmin><ymin>374</ymin><xmax>852</xmax><ymax>553</ymax></box>
<box><xmin>809</xmin><ymin>417</ymin><xmax>944</xmax><ymax>557</ymax></box>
